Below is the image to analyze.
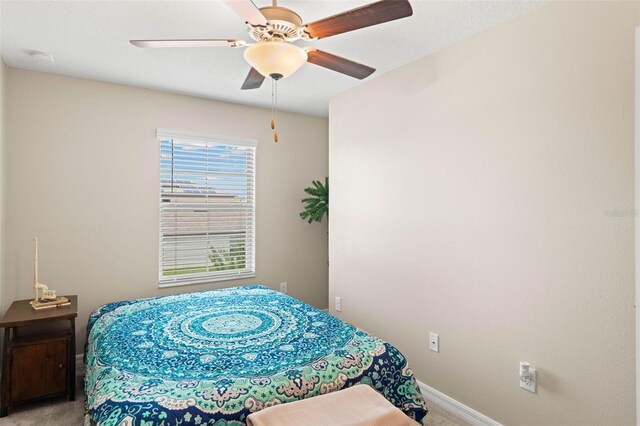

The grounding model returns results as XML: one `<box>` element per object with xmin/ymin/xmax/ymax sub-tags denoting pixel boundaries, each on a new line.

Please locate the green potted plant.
<box><xmin>300</xmin><ymin>177</ymin><xmax>328</xmax><ymax>224</ymax></box>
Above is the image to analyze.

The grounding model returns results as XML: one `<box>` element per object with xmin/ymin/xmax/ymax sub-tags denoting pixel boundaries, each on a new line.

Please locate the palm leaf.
<box><xmin>300</xmin><ymin>177</ymin><xmax>328</xmax><ymax>224</ymax></box>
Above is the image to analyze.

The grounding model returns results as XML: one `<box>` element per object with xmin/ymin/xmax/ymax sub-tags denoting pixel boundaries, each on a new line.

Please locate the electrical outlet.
<box><xmin>429</xmin><ymin>332</ymin><xmax>439</xmax><ymax>352</ymax></box>
<box><xmin>520</xmin><ymin>363</ymin><xmax>536</xmax><ymax>393</ymax></box>
<box><xmin>280</xmin><ymin>282</ymin><xmax>288</xmax><ymax>294</ymax></box>
<box><xmin>335</xmin><ymin>296</ymin><xmax>342</xmax><ymax>312</ymax></box>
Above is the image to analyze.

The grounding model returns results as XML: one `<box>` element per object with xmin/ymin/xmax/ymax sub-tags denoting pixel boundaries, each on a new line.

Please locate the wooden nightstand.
<box><xmin>0</xmin><ymin>295</ymin><xmax>77</xmax><ymax>417</ymax></box>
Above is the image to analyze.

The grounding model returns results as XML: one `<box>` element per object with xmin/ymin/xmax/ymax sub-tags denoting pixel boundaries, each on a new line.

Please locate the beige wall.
<box><xmin>329</xmin><ymin>2</ymin><xmax>638</xmax><ymax>425</ymax></box>
<box><xmin>5</xmin><ymin>69</ymin><xmax>328</xmax><ymax>353</ymax></box>
<box><xmin>0</xmin><ymin>59</ymin><xmax>6</xmax><ymax>312</ymax></box>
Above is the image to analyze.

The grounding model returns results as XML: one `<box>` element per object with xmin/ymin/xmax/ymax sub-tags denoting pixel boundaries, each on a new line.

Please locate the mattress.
<box><xmin>84</xmin><ymin>285</ymin><xmax>427</xmax><ymax>425</ymax></box>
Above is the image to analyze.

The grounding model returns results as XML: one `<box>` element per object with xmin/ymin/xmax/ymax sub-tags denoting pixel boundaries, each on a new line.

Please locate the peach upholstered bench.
<box><xmin>246</xmin><ymin>385</ymin><xmax>421</xmax><ymax>426</ymax></box>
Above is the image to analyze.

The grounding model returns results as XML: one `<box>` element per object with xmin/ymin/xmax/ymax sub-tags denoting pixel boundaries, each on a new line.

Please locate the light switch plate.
<box><xmin>335</xmin><ymin>296</ymin><xmax>342</xmax><ymax>312</ymax></box>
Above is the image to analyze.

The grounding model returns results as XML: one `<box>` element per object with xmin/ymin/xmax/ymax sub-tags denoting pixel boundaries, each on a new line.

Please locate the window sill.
<box><xmin>158</xmin><ymin>273</ymin><xmax>256</xmax><ymax>289</ymax></box>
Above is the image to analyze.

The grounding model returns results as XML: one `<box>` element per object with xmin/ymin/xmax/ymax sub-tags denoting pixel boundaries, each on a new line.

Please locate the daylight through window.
<box><xmin>158</xmin><ymin>130</ymin><xmax>256</xmax><ymax>287</ymax></box>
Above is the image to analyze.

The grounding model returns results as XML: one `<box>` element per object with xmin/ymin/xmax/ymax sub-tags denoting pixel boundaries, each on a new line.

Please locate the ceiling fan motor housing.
<box><xmin>247</xmin><ymin>6</ymin><xmax>305</xmax><ymax>42</ymax></box>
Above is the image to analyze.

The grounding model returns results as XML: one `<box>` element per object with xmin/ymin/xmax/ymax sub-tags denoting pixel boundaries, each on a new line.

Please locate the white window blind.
<box><xmin>158</xmin><ymin>129</ymin><xmax>256</xmax><ymax>288</ymax></box>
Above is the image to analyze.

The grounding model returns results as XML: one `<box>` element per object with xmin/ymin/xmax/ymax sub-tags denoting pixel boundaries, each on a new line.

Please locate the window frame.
<box><xmin>157</xmin><ymin>129</ymin><xmax>257</xmax><ymax>288</ymax></box>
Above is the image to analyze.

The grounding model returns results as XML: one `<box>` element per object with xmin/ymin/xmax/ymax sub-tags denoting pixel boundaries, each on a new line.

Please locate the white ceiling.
<box><xmin>0</xmin><ymin>0</ymin><xmax>542</xmax><ymax>117</ymax></box>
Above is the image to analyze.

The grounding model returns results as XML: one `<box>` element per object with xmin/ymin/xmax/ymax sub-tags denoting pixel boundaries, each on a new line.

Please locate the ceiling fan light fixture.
<box><xmin>244</xmin><ymin>41</ymin><xmax>307</xmax><ymax>80</ymax></box>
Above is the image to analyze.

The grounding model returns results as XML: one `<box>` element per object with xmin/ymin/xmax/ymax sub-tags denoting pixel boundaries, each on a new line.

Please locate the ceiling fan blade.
<box><xmin>130</xmin><ymin>39</ymin><xmax>246</xmax><ymax>48</ymax></box>
<box><xmin>241</xmin><ymin>67</ymin><xmax>266</xmax><ymax>90</ymax></box>
<box><xmin>302</xmin><ymin>0</ymin><xmax>412</xmax><ymax>40</ymax></box>
<box><xmin>306</xmin><ymin>49</ymin><xmax>375</xmax><ymax>80</ymax></box>
<box><xmin>223</xmin><ymin>0</ymin><xmax>268</xmax><ymax>27</ymax></box>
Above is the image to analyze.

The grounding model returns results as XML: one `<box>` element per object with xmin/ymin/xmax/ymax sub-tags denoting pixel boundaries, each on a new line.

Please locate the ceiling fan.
<box><xmin>130</xmin><ymin>0</ymin><xmax>414</xmax><ymax>89</ymax></box>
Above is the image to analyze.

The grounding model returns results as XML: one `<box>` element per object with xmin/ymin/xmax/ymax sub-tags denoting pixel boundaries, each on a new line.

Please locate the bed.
<box><xmin>84</xmin><ymin>285</ymin><xmax>427</xmax><ymax>425</ymax></box>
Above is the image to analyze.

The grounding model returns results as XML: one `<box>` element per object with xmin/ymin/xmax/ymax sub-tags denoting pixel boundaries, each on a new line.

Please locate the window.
<box><xmin>158</xmin><ymin>129</ymin><xmax>256</xmax><ymax>288</ymax></box>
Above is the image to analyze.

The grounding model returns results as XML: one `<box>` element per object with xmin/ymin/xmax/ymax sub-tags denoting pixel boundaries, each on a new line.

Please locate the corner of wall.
<box><xmin>0</xmin><ymin>58</ymin><xmax>6</xmax><ymax>316</ymax></box>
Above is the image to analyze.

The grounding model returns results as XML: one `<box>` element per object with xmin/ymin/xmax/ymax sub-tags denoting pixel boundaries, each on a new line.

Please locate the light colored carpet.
<box><xmin>0</xmin><ymin>385</ymin><xmax>471</xmax><ymax>426</ymax></box>
<box><xmin>423</xmin><ymin>401</ymin><xmax>471</xmax><ymax>426</ymax></box>
<box><xmin>0</xmin><ymin>385</ymin><xmax>85</xmax><ymax>426</ymax></box>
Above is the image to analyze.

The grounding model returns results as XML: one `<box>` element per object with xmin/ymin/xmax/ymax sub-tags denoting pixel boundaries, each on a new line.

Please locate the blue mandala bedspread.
<box><xmin>84</xmin><ymin>285</ymin><xmax>427</xmax><ymax>425</ymax></box>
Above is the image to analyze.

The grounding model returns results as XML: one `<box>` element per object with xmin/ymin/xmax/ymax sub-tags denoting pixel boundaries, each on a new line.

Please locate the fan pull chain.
<box><xmin>271</xmin><ymin>79</ymin><xmax>275</xmax><ymax>130</ymax></box>
<box><xmin>271</xmin><ymin>78</ymin><xmax>279</xmax><ymax>142</ymax></box>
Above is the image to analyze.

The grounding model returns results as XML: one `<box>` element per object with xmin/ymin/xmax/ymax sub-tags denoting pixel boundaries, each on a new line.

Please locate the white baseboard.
<box><xmin>417</xmin><ymin>380</ymin><xmax>502</xmax><ymax>426</ymax></box>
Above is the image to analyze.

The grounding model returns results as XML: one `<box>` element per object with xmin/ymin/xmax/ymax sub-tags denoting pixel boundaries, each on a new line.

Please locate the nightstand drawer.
<box><xmin>9</xmin><ymin>338</ymin><xmax>68</xmax><ymax>402</ymax></box>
